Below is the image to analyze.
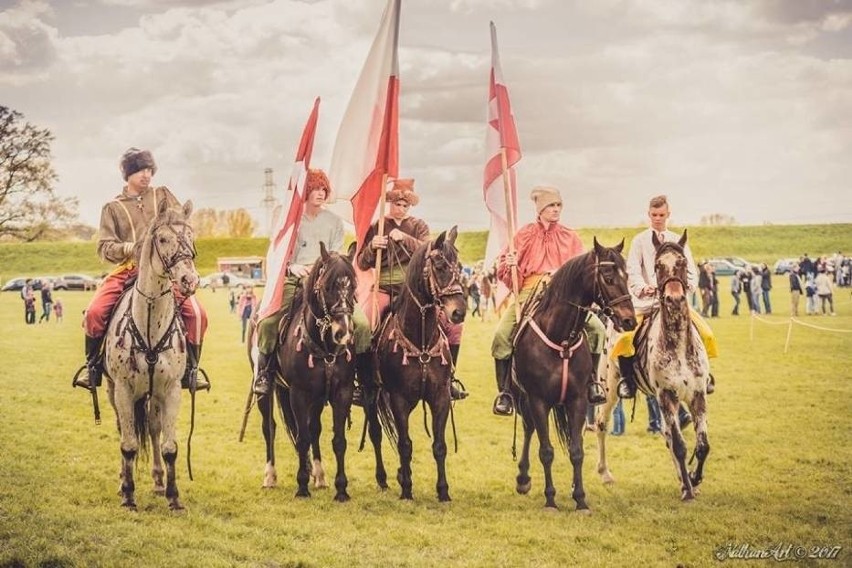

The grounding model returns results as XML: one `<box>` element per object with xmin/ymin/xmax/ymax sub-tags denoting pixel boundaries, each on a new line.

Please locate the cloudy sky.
<box><xmin>2</xmin><ymin>0</ymin><xmax>851</xmax><ymax>235</ymax></box>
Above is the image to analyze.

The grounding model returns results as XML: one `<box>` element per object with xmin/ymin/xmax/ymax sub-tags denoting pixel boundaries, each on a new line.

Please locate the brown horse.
<box><xmin>253</xmin><ymin>243</ymin><xmax>357</xmax><ymax>501</ymax></box>
<box><xmin>597</xmin><ymin>230</ymin><xmax>711</xmax><ymax>501</ymax></box>
<box><xmin>373</xmin><ymin>227</ymin><xmax>466</xmax><ymax>501</ymax></box>
<box><xmin>512</xmin><ymin>239</ymin><xmax>636</xmax><ymax>510</ymax></box>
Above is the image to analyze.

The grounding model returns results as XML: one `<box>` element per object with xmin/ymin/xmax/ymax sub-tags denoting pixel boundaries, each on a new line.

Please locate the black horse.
<box><xmin>373</xmin><ymin>227</ymin><xmax>466</xmax><ymax>501</ymax></box>
<box><xmin>253</xmin><ymin>243</ymin><xmax>357</xmax><ymax>501</ymax></box>
<box><xmin>512</xmin><ymin>239</ymin><xmax>636</xmax><ymax>510</ymax></box>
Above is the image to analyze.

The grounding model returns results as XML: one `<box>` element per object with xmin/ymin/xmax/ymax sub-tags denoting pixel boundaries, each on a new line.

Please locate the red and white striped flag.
<box><xmin>328</xmin><ymin>0</ymin><xmax>400</xmax><ymax>248</ymax></box>
<box><xmin>483</xmin><ymin>21</ymin><xmax>522</xmax><ymax>305</ymax></box>
<box><xmin>257</xmin><ymin>97</ymin><xmax>321</xmax><ymax>320</ymax></box>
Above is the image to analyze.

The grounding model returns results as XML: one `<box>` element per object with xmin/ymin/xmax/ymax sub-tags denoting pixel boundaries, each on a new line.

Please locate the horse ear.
<box><xmin>679</xmin><ymin>229</ymin><xmax>688</xmax><ymax>248</ymax></box>
<box><xmin>614</xmin><ymin>238</ymin><xmax>625</xmax><ymax>254</ymax></box>
<box><xmin>447</xmin><ymin>225</ymin><xmax>458</xmax><ymax>245</ymax></box>
<box><xmin>433</xmin><ymin>230</ymin><xmax>447</xmax><ymax>251</ymax></box>
<box><xmin>157</xmin><ymin>198</ymin><xmax>170</xmax><ymax>217</ymax></box>
<box><xmin>346</xmin><ymin>241</ymin><xmax>357</xmax><ymax>262</ymax></box>
<box><xmin>182</xmin><ymin>200</ymin><xmax>193</xmax><ymax>219</ymax></box>
<box><xmin>593</xmin><ymin>236</ymin><xmax>603</xmax><ymax>256</ymax></box>
<box><xmin>320</xmin><ymin>241</ymin><xmax>329</xmax><ymax>261</ymax></box>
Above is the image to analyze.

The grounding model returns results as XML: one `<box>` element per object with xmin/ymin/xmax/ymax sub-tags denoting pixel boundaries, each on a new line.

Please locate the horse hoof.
<box><xmin>400</xmin><ymin>493</ymin><xmax>414</xmax><ymax>501</ymax></box>
<box><xmin>152</xmin><ymin>487</ymin><xmax>166</xmax><ymax>496</ymax></box>
<box><xmin>438</xmin><ymin>494</ymin><xmax>452</xmax><ymax>503</ymax></box>
<box><xmin>576</xmin><ymin>507</ymin><xmax>592</xmax><ymax>516</ymax></box>
<box><xmin>516</xmin><ymin>481</ymin><xmax>532</xmax><ymax>495</ymax></box>
<box><xmin>313</xmin><ymin>479</ymin><xmax>329</xmax><ymax>490</ymax></box>
<box><xmin>295</xmin><ymin>489</ymin><xmax>311</xmax><ymax>499</ymax></box>
<box><xmin>121</xmin><ymin>502</ymin><xmax>137</xmax><ymax>512</ymax></box>
<box><xmin>377</xmin><ymin>482</ymin><xmax>389</xmax><ymax>491</ymax></box>
<box><xmin>543</xmin><ymin>504</ymin><xmax>559</xmax><ymax>512</ymax></box>
<box><xmin>169</xmin><ymin>501</ymin><xmax>185</xmax><ymax>511</ymax></box>
<box><xmin>681</xmin><ymin>491</ymin><xmax>696</xmax><ymax>502</ymax></box>
<box><xmin>600</xmin><ymin>474</ymin><xmax>616</xmax><ymax>485</ymax></box>
<box><xmin>334</xmin><ymin>493</ymin><xmax>350</xmax><ymax>503</ymax></box>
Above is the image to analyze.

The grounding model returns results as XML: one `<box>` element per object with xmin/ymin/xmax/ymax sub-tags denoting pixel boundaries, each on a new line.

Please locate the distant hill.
<box><xmin>1</xmin><ymin>224</ymin><xmax>849</xmax><ymax>282</ymax></box>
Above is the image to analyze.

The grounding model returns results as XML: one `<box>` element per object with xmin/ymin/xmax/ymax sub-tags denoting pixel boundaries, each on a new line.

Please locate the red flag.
<box><xmin>483</xmin><ymin>21</ymin><xmax>521</xmax><ymax>305</ymax></box>
<box><xmin>257</xmin><ymin>97</ymin><xmax>320</xmax><ymax>320</ymax></box>
<box><xmin>329</xmin><ymin>0</ymin><xmax>401</xmax><ymax>248</ymax></box>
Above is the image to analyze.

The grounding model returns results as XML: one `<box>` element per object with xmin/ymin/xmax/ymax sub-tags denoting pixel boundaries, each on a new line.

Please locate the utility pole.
<box><xmin>261</xmin><ymin>167</ymin><xmax>277</xmax><ymax>237</ymax></box>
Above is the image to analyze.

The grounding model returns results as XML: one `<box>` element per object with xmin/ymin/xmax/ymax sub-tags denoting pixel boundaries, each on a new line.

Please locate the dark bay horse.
<box><xmin>597</xmin><ymin>230</ymin><xmax>711</xmax><ymax>501</ymax></box>
<box><xmin>104</xmin><ymin>200</ymin><xmax>199</xmax><ymax>511</ymax></box>
<box><xmin>374</xmin><ymin>227</ymin><xmax>466</xmax><ymax>501</ymax></box>
<box><xmin>512</xmin><ymin>239</ymin><xmax>636</xmax><ymax>510</ymax></box>
<box><xmin>254</xmin><ymin>244</ymin><xmax>357</xmax><ymax>501</ymax></box>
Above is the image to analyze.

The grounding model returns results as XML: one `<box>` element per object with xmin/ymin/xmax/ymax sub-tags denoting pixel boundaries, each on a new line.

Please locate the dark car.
<box><xmin>1</xmin><ymin>277</ymin><xmax>28</xmax><ymax>292</ymax></box>
<box><xmin>61</xmin><ymin>274</ymin><xmax>100</xmax><ymax>291</ymax></box>
<box><xmin>1</xmin><ymin>276</ymin><xmax>66</xmax><ymax>291</ymax></box>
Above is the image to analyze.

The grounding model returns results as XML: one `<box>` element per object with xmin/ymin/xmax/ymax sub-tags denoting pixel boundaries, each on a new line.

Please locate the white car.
<box><xmin>199</xmin><ymin>271</ymin><xmax>258</xmax><ymax>289</ymax></box>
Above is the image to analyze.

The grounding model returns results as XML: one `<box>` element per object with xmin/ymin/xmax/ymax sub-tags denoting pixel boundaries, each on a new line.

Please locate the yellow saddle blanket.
<box><xmin>611</xmin><ymin>309</ymin><xmax>719</xmax><ymax>360</ymax></box>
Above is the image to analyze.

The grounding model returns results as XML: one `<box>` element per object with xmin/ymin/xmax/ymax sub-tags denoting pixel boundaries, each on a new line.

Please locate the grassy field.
<box><xmin>1</xmin><ymin>223</ymin><xmax>850</xmax><ymax>279</ymax></box>
<box><xmin>1</xmin><ymin>276</ymin><xmax>851</xmax><ymax>567</ymax></box>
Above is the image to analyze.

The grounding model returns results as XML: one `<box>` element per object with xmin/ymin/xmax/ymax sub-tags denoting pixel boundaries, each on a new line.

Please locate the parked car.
<box><xmin>773</xmin><ymin>258</ymin><xmax>799</xmax><ymax>274</ymax></box>
<box><xmin>1</xmin><ymin>277</ymin><xmax>28</xmax><ymax>292</ymax></box>
<box><xmin>702</xmin><ymin>258</ymin><xmax>739</xmax><ymax>277</ymax></box>
<box><xmin>1</xmin><ymin>276</ymin><xmax>66</xmax><ymax>291</ymax></box>
<box><xmin>722</xmin><ymin>257</ymin><xmax>757</xmax><ymax>271</ymax></box>
<box><xmin>199</xmin><ymin>271</ymin><xmax>258</xmax><ymax>289</ymax></box>
<box><xmin>61</xmin><ymin>273</ymin><xmax>101</xmax><ymax>291</ymax></box>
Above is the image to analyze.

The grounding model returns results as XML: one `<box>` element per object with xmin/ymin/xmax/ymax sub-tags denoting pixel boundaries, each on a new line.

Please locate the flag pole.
<box><xmin>371</xmin><ymin>173</ymin><xmax>390</xmax><ymax>329</ymax></box>
<box><xmin>501</xmin><ymin>147</ymin><xmax>521</xmax><ymax>320</ymax></box>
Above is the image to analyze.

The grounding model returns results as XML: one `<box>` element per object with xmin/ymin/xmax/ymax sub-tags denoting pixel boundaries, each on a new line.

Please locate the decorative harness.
<box><xmin>516</xmin><ymin>253</ymin><xmax>632</xmax><ymax>403</ymax></box>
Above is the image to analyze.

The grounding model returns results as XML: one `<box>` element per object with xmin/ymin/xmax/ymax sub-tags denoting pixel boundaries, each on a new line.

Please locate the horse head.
<box><xmin>652</xmin><ymin>229</ymin><xmax>690</xmax><ymax>311</ymax></box>
<box><xmin>424</xmin><ymin>226</ymin><xmax>466</xmax><ymax>325</ymax></box>
<box><xmin>304</xmin><ymin>242</ymin><xmax>356</xmax><ymax>348</ymax></box>
<box><xmin>143</xmin><ymin>200</ymin><xmax>199</xmax><ymax>296</ymax></box>
<box><xmin>592</xmin><ymin>237</ymin><xmax>636</xmax><ymax>332</ymax></box>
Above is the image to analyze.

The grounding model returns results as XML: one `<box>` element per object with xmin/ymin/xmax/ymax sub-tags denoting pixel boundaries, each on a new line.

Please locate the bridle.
<box><xmin>654</xmin><ymin>244</ymin><xmax>690</xmax><ymax>301</ymax></box>
<box><xmin>304</xmin><ymin>259</ymin><xmax>355</xmax><ymax>350</ymax></box>
<box><xmin>151</xmin><ymin>221</ymin><xmax>197</xmax><ymax>281</ymax></box>
<box><xmin>593</xmin><ymin>255</ymin><xmax>632</xmax><ymax>319</ymax></box>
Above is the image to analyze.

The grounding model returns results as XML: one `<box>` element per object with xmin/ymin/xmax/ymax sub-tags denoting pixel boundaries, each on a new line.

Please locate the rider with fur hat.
<box><xmin>74</xmin><ymin>148</ymin><xmax>209</xmax><ymax>393</ymax></box>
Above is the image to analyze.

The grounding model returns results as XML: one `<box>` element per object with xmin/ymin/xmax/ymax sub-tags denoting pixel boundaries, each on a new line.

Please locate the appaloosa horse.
<box><xmin>254</xmin><ymin>243</ymin><xmax>358</xmax><ymax>501</ymax></box>
<box><xmin>104</xmin><ymin>200</ymin><xmax>199</xmax><ymax>511</ymax></box>
<box><xmin>596</xmin><ymin>230</ymin><xmax>711</xmax><ymax>501</ymax></box>
<box><xmin>512</xmin><ymin>239</ymin><xmax>636</xmax><ymax>510</ymax></box>
<box><xmin>374</xmin><ymin>227</ymin><xmax>466</xmax><ymax>501</ymax></box>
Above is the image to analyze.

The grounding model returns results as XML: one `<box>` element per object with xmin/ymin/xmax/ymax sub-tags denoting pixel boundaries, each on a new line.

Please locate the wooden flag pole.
<box><xmin>371</xmin><ymin>172</ymin><xmax>391</xmax><ymax>330</ymax></box>
<box><xmin>500</xmin><ymin>147</ymin><xmax>521</xmax><ymax>321</ymax></box>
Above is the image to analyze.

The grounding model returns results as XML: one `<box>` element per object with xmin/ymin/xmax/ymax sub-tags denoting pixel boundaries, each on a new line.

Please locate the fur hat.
<box><xmin>305</xmin><ymin>169</ymin><xmax>331</xmax><ymax>197</ymax></box>
<box><xmin>386</xmin><ymin>178</ymin><xmax>419</xmax><ymax>206</ymax></box>
<box><xmin>120</xmin><ymin>148</ymin><xmax>157</xmax><ymax>181</ymax></box>
<box><xmin>530</xmin><ymin>186</ymin><xmax>562</xmax><ymax>215</ymax></box>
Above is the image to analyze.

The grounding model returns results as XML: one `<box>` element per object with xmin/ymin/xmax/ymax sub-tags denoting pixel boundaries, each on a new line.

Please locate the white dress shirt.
<box><xmin>626</xmin><ymin>227</ymin><xmax>699</xmax><ymax>314</ymax></box>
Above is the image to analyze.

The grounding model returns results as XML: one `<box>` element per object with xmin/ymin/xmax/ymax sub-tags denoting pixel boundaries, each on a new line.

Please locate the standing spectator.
<box><xmin>709</xmin><ymin>265</ymin><xmax>719</xmax><ymax>317</ymax></box>
<box><xmin>730</xmin><ymin>270</ymin><xmax>743</xmax><ymax>315</ymax></box>
<box><xmin>469</xmin><ymin>274</ymin><xmax>481</xmax><ymax>319</ymax></box>
<box><xmin>740</xmin><ymin>269</ymin><xmax>753</xmax><ymax>313</ymax></box>
<box><xmin>53</xmin><ymin>297</ymin><xmax>64</xmax><ymax>323</ymax></box>
<box><xmin>21</xmin><ymin>279</ymin><xmax>36</xmax><ymax>324</ymax></box>
<box><xmin>799</xmin><ymin>253</ymin><xmax>815</xmax><ymax>279</ymax></box>
<box><xmin>228</xmin><ymin>288</ymin><xmax>237</xmax><ymax>314</ymax></box>
<box><xmin>815</xmin><ymin>268</ymin><xmax>836</xmax><ymax>316</ymax></box>
<box><xmin>698</xmin><ymin>262</ymin><xmax>712</xmax><ymax>317</ymax></box>
<box><xmin>221</xmin><ymin>272</ymin><xmax>231</xmax><ymax>288</ymax></box>
<box><xmin>760</xmin><ymin>263</ymin><xmax>772</xmax><ymax>314</ymax></box>
<box><xmin>480</xmin><ymin>271</ymin><xmax>495</xmax><ymax>320</ymax></box>
<box><xmin>238</xmin><ymin>286</ymin><xmax>258</xmax><ymax>343</ymax></box>
<box><xmin>789</xmin><ymin>265</ymin><xmax>803</xmax><ymax>317</ymax></box>
<box><xmin>749</xmin><ymin>267</ymin><xmax>762</xmax><ymax>314</ymax></box>
<box><xmin>805</xmin><ymin>273</ymin><xmax>818</xmax><ymax>315</ymax></box>
<box><xmin>38</xmin><ymin>282</ymin><xmax>53</xmax><ymax>323</ymax></box>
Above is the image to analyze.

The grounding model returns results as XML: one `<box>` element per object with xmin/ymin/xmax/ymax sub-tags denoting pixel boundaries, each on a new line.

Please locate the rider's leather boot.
<box><xmin>587</xmin><ymin>352</ymin><xmax>606</xmax><ymax>405</ymax></box>
<box><xmin>352</xmin><ymin>352</ymin><xmax>374</xmax><ymax>407</ymax></box>
<box><xmin>616</xmin><ymin>355</ymin><xmax>637</xmax><ymax>399</ymax></box>
<box><xmin>253</xmin><ymin>352</ymin><xmax>277</xmax><ymax>396</ymax></box>
<box><xmin>182</xmin><ymin>343</ymin><xmax>210</xmax><ymax>391</ymax></box>
<box><xmin>74</xmin><ymin>335</ymin><xmax>103</xmax><ymax>391</ymax></box>
<box><xmin>492</xmin><ymin>358</ymin><xmax>514</xmax><ymax>416</ymax></box>
<box><xmin>448</xmin><ymin>344</ymin><xmax>469</xmax><ymax>401</ymax></box>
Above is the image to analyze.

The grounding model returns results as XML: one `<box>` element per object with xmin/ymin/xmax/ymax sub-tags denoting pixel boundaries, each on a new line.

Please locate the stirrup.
<box><xmin>352</xmin><ymin>384</ymin><xmax>364</xmax><ymax>407</ymax></box>
<box><xmin>253</xmin><ymin>372</ymin><xmax>274</xmax><ymax>396</ymax></box>
<box><xmin>616</xmin><ymin>378</ymin><xmax>636</xmax><ymax>400</ymax></box>
<box><xmin>72</xmin><ymin>365</ymin><xmax>93</xmax><ymax>392</ymax></box>
<box><xmin>588</xmin><ymin>382</ymin><xmax>607</xmax><ymax>405</ymax></box>
<box><xmin>182</xmin><ymin>368</ymin><xmax>210</xmax><ymax>392</ymax></box>
<box><xmin>450</xmin><ymin>379</ymin><xmax>469</xmax><ymax>401</ymax></box>
<box><xmin>492</xmin><ymin>392</ymin><xmax>514</xmax><ymax>416</ymax></box>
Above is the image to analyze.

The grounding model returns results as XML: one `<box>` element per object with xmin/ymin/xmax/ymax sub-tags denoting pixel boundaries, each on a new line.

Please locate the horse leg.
<box><xmin>515</xmin><ymin>397</ymin><xmax>534</xmax><ymax>495</ymax></box>
<box><xmin>310</xmin><ymin>408</ymin><xmax>328</xmax><ymax>490</ymax></box>
<box><xmin>290</xmin><ymin>389</ymin><xmax>313</xmax><ymax>498</ymax></box>
<box><xmin>568</xmin><ymin>400</ymin><xmax>590</xmax><ymax>511</ymax></box>
<box><xmin>159</xmin><ymin>386</ymin><xmax>184</xmax><ymax>511</ymax></box>
<box><xmin>148</xmin><ymin>399</ymin><xmax>166</xmax><ymax>495</ymax></box>
<box><xmin>529</xmin><ymin>397</ymin><xmax>558</xmax><ymax>509</ymax></box>
<box><xmin>390</xmin><ymin>394</ymin><xmax>414</xmax><ymax>500</ymax></box>
<box><xmin>330</xmin><ymin>389</ymin><xmax>351</xmax><ymax>503</ymax></box>
<box><xmin>114</xmin><ymin>384</ymin><xmax>139</xmax><ymax>511</ymax></box>
<box><xmin>596</xmin><ymin>362</ymin><xmax>619</xmax><ymax>484</ymax></box>
<box><xmin>366</xmin><ymin>395</ymin><xmax>389</xmax><ymax>490</ymax></box>
<box><xmin>430</xmin><ymin>395</ymin><xmax>451</xmax><ymax>502</ymax></box>
<box><xmin>258</xmin><ymin>388</ymin><xmax>277</xmax><ymax>488</ymax></box>
<box><xmin>658</xmin><ymin>390</ymin><xmax>694</xmax><ymax>501</ymax></box>
<box><xmin>687</xmin><ymin>391</ymin><xmax>710</xmax><ymax>489</ymax></box>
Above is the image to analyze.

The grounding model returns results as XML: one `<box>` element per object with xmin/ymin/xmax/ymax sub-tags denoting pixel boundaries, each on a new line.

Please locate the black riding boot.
<box><xmin>253</xmin><ymin>352</ymin><xmax>277</xmax><ymax>396</ymax></box>
<box><xmin>182</xmin><ymin>343</ymin><xmax>210</xmax><ymax>391</ymax></box>
<box><xmin>74</xmin><ymin>335</ymin><xmax>103</xmax><ymax>391</ymax></box>
<box><xmin>587</xmin><ymin>352</ymin><xmax>606</xmax><ymax>405</ymax></box>
<box><xmin>448</xmin><ymin>344</ymin><xmax>469</xmax><ymax>401</ymax></box>
<box><xmin>352</xmin><ymin>352</ymin><xmax>374</xmax><ymax>407</ymax></box>
<box><xmin>492</xmin><ymin>358</ymin><xmax>513</xmax><ymax>416</ymax></box>
<box><xmin>616</xmin><ymin>355</ymin><xmax>637</xmax><ymax>399</ymax></box>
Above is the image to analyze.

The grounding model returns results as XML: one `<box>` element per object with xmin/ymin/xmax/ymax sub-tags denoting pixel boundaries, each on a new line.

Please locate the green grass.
<box><xmin>1</xmin><ymin>280</ymin><xmax>851</xmax><ymax>567</ymax></box>
<box><xmin>2</xmin><ymin>223</ymin><xmax>850</xmax><ymax>281</ymax></box>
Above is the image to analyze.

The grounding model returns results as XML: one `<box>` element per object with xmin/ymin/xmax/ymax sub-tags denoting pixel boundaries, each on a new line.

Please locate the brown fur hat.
<box><xmin>120</xmin><ymin>148</ymin><xmax>157</xmax><ymax>181</ymax></box>
<box><xmin>386</xmin><ymin>178</ymin><xmax>419</xmax><ymax>206</ymax></box>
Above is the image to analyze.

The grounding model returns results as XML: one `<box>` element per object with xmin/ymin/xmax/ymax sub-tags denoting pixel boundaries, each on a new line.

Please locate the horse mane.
<box><xmin>537</xmin><ymin>251</ymin><xmax>593</xmax><ymax>313</ymax></box>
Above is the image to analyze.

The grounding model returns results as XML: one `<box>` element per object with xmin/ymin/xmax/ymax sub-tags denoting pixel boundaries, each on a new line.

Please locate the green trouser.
<box><xmin>491</xmin><ymin>287</ymin><xmax>605</xmax><ymax>360</ymax></box>
<box><xmin>257</xmin><ymin>275</ymin><xmax>371</xmax><ymax>356</ymax></box>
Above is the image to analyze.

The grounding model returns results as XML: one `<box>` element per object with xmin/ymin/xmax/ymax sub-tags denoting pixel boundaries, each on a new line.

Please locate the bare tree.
<box><xmin>0</xmin><ymin>106</ymin><xmax>78</xmax><ymax>241</ymax></box>
<box><xmin>227</xmin><ymin>208</ymin><xmax>255</xmax><ymax>238</ymax></box>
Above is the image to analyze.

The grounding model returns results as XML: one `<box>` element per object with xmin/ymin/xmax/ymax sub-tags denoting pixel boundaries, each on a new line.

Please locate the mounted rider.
<box><xmin>253</xmin><ymin>169</ymin><xmax>371</xmax><ymax>396</ymax></box>
<box><xmin>614</xmin><ymin>194</ymin><xmax>718</xmax><ymax>398</ymax></box>
<box><xmin>491</xmin><ymin>186</ymin><xmax>608</xmax><ymax>416</ymax></box>
<box><xmin>74</xmin><ymin>148</ymin><xmax>209</xmax><ymax>392</ymax></box>
<box><xmin>356</xmin><ymin>178</ymin><xmax>468</xmax><ymax>400</ymax></box>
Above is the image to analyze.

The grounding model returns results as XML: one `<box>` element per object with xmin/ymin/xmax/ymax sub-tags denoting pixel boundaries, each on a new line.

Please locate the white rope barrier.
<box><xmin>748</xmin><ymin>313</ymin><xmax>852</xmax><ymax>354</ymax></box>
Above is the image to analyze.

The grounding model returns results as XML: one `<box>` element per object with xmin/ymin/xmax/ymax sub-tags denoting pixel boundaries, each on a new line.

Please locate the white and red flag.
<box><xmin>328</xmin><ymin>0</ymin><xmax>401</xmax><ymax>249</ymax></box>
<box><xmin>483</xmin><ymin>21</ymin><xmax>522</xmax><ymax>305</ymax></box>
<box><xmin>257</xmin><ymin>97</ymin><xmax>321</xmax><ymax>320</ymax></box>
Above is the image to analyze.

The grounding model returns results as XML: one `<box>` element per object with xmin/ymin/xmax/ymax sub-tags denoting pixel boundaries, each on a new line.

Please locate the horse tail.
<box><xmin>134</xmin><ymin>397</ymin><xmax>150</xmax><ymax>460</ymax></box>
<box><xmin>375</xmin><ymin>390</ymin><xmax>399</xmax><ymax>452</ymax></box>
<box><xmin>552</xmin><ymin>405</ymin><xmax>571</xmax><ymax>452</ymax></box>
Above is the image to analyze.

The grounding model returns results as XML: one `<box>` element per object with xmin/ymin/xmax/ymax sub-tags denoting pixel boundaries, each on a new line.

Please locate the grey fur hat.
<box><xmin>120</xmin><ymin>148</ymin><xmax>157</xmax><ymax>180</ymax></box>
